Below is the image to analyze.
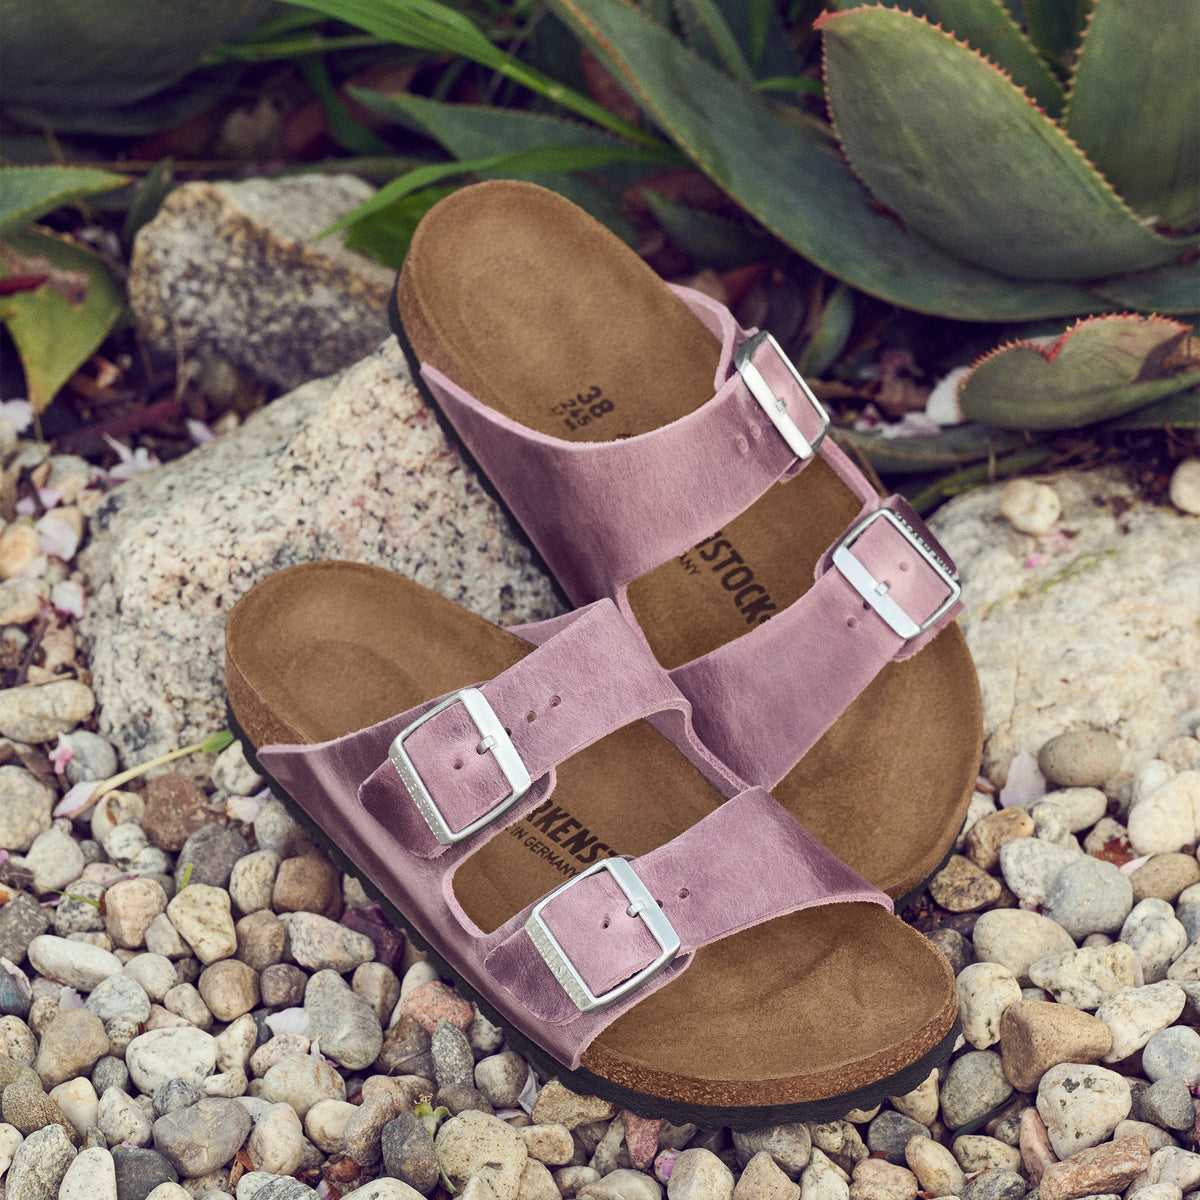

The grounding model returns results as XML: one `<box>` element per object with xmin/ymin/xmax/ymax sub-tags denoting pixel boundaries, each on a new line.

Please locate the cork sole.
<box><xmin>393</xmin><ymin>180</ymin><xmax>982</xmax><ymax>902</ymax></box>
<box><xmin>225</xmin><ymin>562</ymin><xmax>959</xmax><ymax>1127</ymax></box>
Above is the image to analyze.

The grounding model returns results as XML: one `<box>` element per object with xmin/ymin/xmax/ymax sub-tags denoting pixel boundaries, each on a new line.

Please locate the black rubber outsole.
<box><xmin>229</xmin><ymin>702</ymin><xmax>961</xmax><ymax>1132</ymax></box>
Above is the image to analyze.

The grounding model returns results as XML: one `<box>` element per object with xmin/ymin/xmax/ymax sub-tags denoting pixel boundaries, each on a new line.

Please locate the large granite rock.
<box><xmin>128</xmin><ymin>175</ymin><xmax>395</xmax><ymax>391</ymax></box>
<box><xmin>78</xmin><ymin>342</ymin><xmax>560</xmax><ymax>766</ymax></box>
<box><xmin>928</xmin><ymin>468</ymin><xmax>1200</xmax><ymax>799</ymax></box>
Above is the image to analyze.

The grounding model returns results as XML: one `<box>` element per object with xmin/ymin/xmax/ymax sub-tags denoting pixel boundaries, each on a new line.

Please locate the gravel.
<box><xmin>0</xmin><ymin>416</ymin><xmax>1197</xmax><ymax>1200</ymax></box>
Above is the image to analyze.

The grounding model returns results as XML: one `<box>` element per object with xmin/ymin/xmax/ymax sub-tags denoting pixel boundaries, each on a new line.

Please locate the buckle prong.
<box><xmin>389</xmin><ymin>688</ymin><xmax>531</xmax><ymax>845</ymax></box>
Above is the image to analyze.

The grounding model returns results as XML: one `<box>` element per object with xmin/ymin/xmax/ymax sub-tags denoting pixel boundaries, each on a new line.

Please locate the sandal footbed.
<box><xmin>226</xmin><ymin>562</ymin><xmax>957</xmax><ymax>1117</ymax></box>
<box><xmin>396</xmin><ymin>180</ymin><xmax>982</xmax><ymax>900</ymax></box>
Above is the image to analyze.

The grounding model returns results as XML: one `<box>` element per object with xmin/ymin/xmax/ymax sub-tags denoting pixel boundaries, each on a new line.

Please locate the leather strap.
<box><xmin>420</xmin><ymin>286</ymin><xmax>876</xmax><ymax>605</ymax></box>
<box><xmin>485</xmin><ymin>788</ymin><xmax>890</xmax><ymax>1024</ymax></box>
<box><xmin>356</xmin><ymin>600</ymin><xmax>691</xmax><ymax>857</ymax></box>
<box><xmin>670</xmin><ymin>495</ymin><xmax>962</xmax><ymax>789</ymax></box>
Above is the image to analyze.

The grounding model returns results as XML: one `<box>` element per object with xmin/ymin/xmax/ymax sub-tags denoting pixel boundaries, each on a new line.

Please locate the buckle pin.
<box><xmin>389</xmin><ymin>688</ymin><xmax>532</xmax><ymax>845</ymax></box>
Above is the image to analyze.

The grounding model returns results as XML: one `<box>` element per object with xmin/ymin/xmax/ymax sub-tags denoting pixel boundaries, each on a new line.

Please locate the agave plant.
<box><xmin>286</xmin><ymin>0</ymin><xmax>1199</xmax><ymax>431</ymax></box>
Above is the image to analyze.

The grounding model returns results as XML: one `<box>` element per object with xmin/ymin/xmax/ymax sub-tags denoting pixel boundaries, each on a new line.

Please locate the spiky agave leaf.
<box><xmin>1064</xmin><ymin>0</ymin><xmax>1200</xmax><ymax>231</ymax></box>
<box><xmin>823</xmin><ymin>0</ymin><xmax>1065</xmax><ymax>115</ymax></box>
<box><xmin>957</xmin><ymin>314</ymin><xmax>1200</xmax><ymax>429</ymax></box>
<box><xmin>817</xmin><ymin>7</ymin><xmax>1198</xmax><ymax>281</ymax></box>
<box><xmin>545</xmin><ymin>0</ymin><xmax>1102</xmax><ymax>321</ymax></box>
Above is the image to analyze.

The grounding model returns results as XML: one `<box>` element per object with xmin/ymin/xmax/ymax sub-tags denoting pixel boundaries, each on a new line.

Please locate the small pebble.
<box><xmin>939</xmin><ymin>1050</ymin><xmax>1013</xmax><ymax>1131</ymax></box>
<box><xmin>1141</xmin><ymin>1026</ymin><xmax>1200</xmax><ymax>1085</ymax></box>
<box><xmin>247</xmin><ymin>1101</ymin><xmax>305</xmax><ymax>1175</ymax></box>
<box><xmin>124</xmin><ymin>1027</ymin><xmax>218</xmax><ymax>1094</ymax></box>
<box><xmin>964</xmin><ymin>809</ymin><xmax>1036</xmax><ymax>872</ymax></box>
<box><xmin>6</xmin><ymin>1123</ymin><xmax>77</xmax><ymax>1200</ymax></box>
<box><xmin>305</xmin><ymin>968</ymin><xmax>382</xmax><ymax>1069</ymax></box>
<box><xmin>867</xmin><ymin>1112</ymin><xmax>931</xmax><ymax>1165</ymax></box>
<box><xmin>381</xmin><ymin>1110</ymin><xmax>441</xmax><ymax>1194</ymax></box>
<box><xmin>1029</xmin><ymin>941</ymin><xmax>1141</xmax><ymax>1009</ymax></box>
<box><xmin>260</xmin><ymin>962</ymin><xmax>308</xmax><ymax>1008</ymax></box>
<box><xmin>1121</xmin><ymin>899</ymin><xmax>1189</xmax><ymax>982</ymax></box>
<box><xmin>929</xmin><ymin>856</ymin><xmax>1001</xmax><ymax>912</ymax></box>
<box><xmin>111</xmin><ymin>1145</ymin><xmax>179</xmax><ymax>1200</ymax></box>
<box><xmin>972</xmin><ymin>909</ymin><xmax>1075</xmax><ymax>983</ymax></box>
<box><xmin>273</xmin><ymin>854</ymin><xmax>343</xmax><ymax>921</ymax></box>
<box><xmin>1038</xmin><ymin>1133</ymin><xmax>1151</xmax><ymax>1200</ymax></box>
<box><xmin>888</xmin><ymin>1070</ymin><xmax>939</xmax><ymax>1127</ymax></box>
<box><xmin>956</xmin><ymin>962</ymin><xmax>1020</xmax><ymax>1050</ymax></box>
<box><xmin>999</xmin><ymin>479</ymin><xmax>1060</xmax><ymax>535</ymax></box>
<box><xmin>663</xmin><ymin>1147</ymin><xmax>731</xmax><ymax>1199</ymax></box>
<box><xmin>1131</xmin><ymin>853</ymin><xmax>1200</xmax><ymax>903</ymax></box>
<box><xmin>198</xmin><ymin>959</ymin><xmax>259</xmax><ymax>1022</ymax></box>
<box><xmin>165</xmin><ymin>885</ymin><xmax>237</xmax><ymax>966</ymax></box>
<box><xmin>436</xmin><ymin>1109</ymin><xmax>528</xmax><ymax>1197</ymax></box>
<box><xmin>1036</xmin><ymin>1062</ymin><xmax>1132</xmax><ymax>1158</ymax></box>
<box><xmin>1168</xmin><ymin>458</ymin><xmax>1200</xmax><ymax>514</ymax></box>
<box><xmin>152</xmin><ymin>1096</ymin><xmax>251</xmax><ymax>1177</ymax></box>
<box><xmin>1043</xmin><ymin>855</ymin><xmax>1133</xmax><ymax>939</ymax></box>
<box><xmin>735</xmin><ymin>1151</ymin><xmax>800</xmax><ymax>1200</ymax></box>
<box><xmin>998</xmin><ymin>998</ymin><xmax>1112</xmax><ymax>1091</ymax></box>
<box><xmin>960</xmin><ymin>1168</ymin><xmax>1025</xmax><ymax>1200</ymax></box>
<box><xmin>1128</xmin><ymin>772</ymin><xmax>1200</xmax><ymax>855</ymax></box>
<box><xmin>733</xmin><ymin>1124</ymin><xmax>812</xmax><ymax>1178</ymax></box>
<box><xmin>279</xmin><ymin>911</ymin><xmax>375</xmax><ymax>973</ymax></box>
<box><xmin>259</xmin><ymin>1052</ymin><xmax>346</xmax><ymax>1119</ymax></box>
<box><xmin>0</xmin><ymin>766</ymin><xmax>54</xmax><ymax>852</ymax></box>
<box><xmin>950</xmin><ymin>1136</ymin><xmax>1021</xmax><ymax>1175</ymax></box>
<box><xmin>847</xmin><ymin>1157</ymin><xmax>917</xmax><ymax>1200</ymax></box>
<box><xmin>1140</xmin><ymin>1076</ymin><xmax>1196</xmax><ymax>1131</ymax></box>
<box><xmin>0</xmin><ymin>678</ymin><xmax>95</xmax><ymax>743</ymax></box>
<box><xmin>998</xmin><ymin>837</ymin><xmax>1074</xmax><ymax>905</ymax></box>
<box><xmin>904</xmin><ymin>1135</ymin><xmax>964</xmax><ymax>1196</ymax></box>
<box><xmin>1038</xmin><ymin>729</ymin><xmax>1122</xmax><ymax>788</ymax></box>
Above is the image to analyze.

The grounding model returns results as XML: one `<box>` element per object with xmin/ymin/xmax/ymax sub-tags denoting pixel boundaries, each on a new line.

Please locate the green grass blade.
<box><xmin>322</xmin><ymin>142</ymin><xmax>678</xmax><ymax>236</ymax></box>
<box><xmin>0</xmin><ymin>165</ymin><xmax>130</xmax><ymax>236</ymax></box>
<box><xmin>281</xmin><ymin>0</ymin><xmax>658</xmax><ymax>145</ymax></box>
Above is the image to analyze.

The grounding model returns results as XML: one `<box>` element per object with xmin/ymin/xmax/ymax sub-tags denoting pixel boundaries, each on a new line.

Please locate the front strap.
<box><xmin>420</xmin><ymin>287</ymin><xmax>871</xmax><ymax>604</ymax></box>
<box><xmin>484</xmin><ymin>788</ymin><xmax>890</xmax><ymax>1025</ymax></box>
<box><xmin>354</xmin><ymin>599</ymin><xmax>691</xmax><ymax>856</ymax></box>
<box><xmin>670</xmin><ymin>495</ymin><xmax>963</xmax><ymax>789</ymax></box>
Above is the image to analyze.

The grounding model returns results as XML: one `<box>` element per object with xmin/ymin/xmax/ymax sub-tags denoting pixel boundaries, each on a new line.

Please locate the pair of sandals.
<box><xmin>225</xmin><ymin>181</ymin><xmax>982</xmax><ymax>1130</ymax></box>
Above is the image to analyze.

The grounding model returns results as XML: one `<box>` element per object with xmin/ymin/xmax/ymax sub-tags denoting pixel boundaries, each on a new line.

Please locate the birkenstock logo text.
<box><xmin>550</xmin><ymin>385</ymin><xmax>615</xmax><ymax>434</ymax></box>
<box><xmin>508</xmin><ymin>799</ymin><xmax>619</xmax><ymax>876</ymax></box>
<box><xmin>677</xmin><ymin>532</ymin><xmax>778</xmax><ymax>624</ymax></box>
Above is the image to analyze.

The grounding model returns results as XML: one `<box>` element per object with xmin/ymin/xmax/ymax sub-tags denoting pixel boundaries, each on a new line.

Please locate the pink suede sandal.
<box><xmin>225</xmin><ymin>563</ymin><xmax>959</xmax><ymax>1128</ymax></box>
<box><xmin>391</xmin><ymin>180</ymin><xmax>982</xmax><ymax>905</ymax></box>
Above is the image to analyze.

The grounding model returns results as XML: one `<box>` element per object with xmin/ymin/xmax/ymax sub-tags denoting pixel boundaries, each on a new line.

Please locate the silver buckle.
<box><xmin>525</xmin><ymin>857</ymin><xmax>681</xmax><ymax>1014</ymax></box>
<box><xmin>832</xmin><ymin>508</ymin><xmax>962</xmax><ymax>640</ymax></box>
<box><xmin>388</xmin><ymin>688</ymin><xmax>531</xmax><ymax>845</ymax></box>
<box><xmin>734</xmin><ymin>330</ymin><xmax>830</xmax><ymax>461</ymax></box>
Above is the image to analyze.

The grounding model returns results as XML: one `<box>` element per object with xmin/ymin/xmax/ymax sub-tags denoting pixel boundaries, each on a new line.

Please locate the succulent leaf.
<box><xmin>825</xmin><ymin>0</ymin><xmax>1065</xmax><ymax>115</ymax></box>
<box><xmin>832</xmin><ymin>423</ymin><xmax>1026</xmax><ymax>474</ymax></box>
<box><xmin>957</xmin><ymin>314</ymin><xmax>1200</xmax><ymax>429</ymax></box>
<box><xmin>0</xmin><ymin>227</ymin><xmax>124</xmax><ymax>412</ymax></box>
<box><xmin>546</xmin><ymin>0</ymin><xmax>1104</xmax><ymax>321</ymax></box>
<box><xmin>818</xmin><ymin>7</ymin><xmax>1197</xmax><ymax>281</ymax></box>
<box><xmin>1022</xmin><ymin>0</ymin><xmax>1092</xmax><ymax>62</ymax></box>
<box><xmin>1064</xmin><ymin>0</ymin><xmax>1200</xmax><ymax>231</ymax></box>
<box><xmin>1087</xmin><ymin>261</ymin><xmax>1200</xmax><ymax>315</ymax></box>
<box><xmin>0</xmin><ymin>165</ymin><xmax>130</xmax><ymax>237</ymax></box>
